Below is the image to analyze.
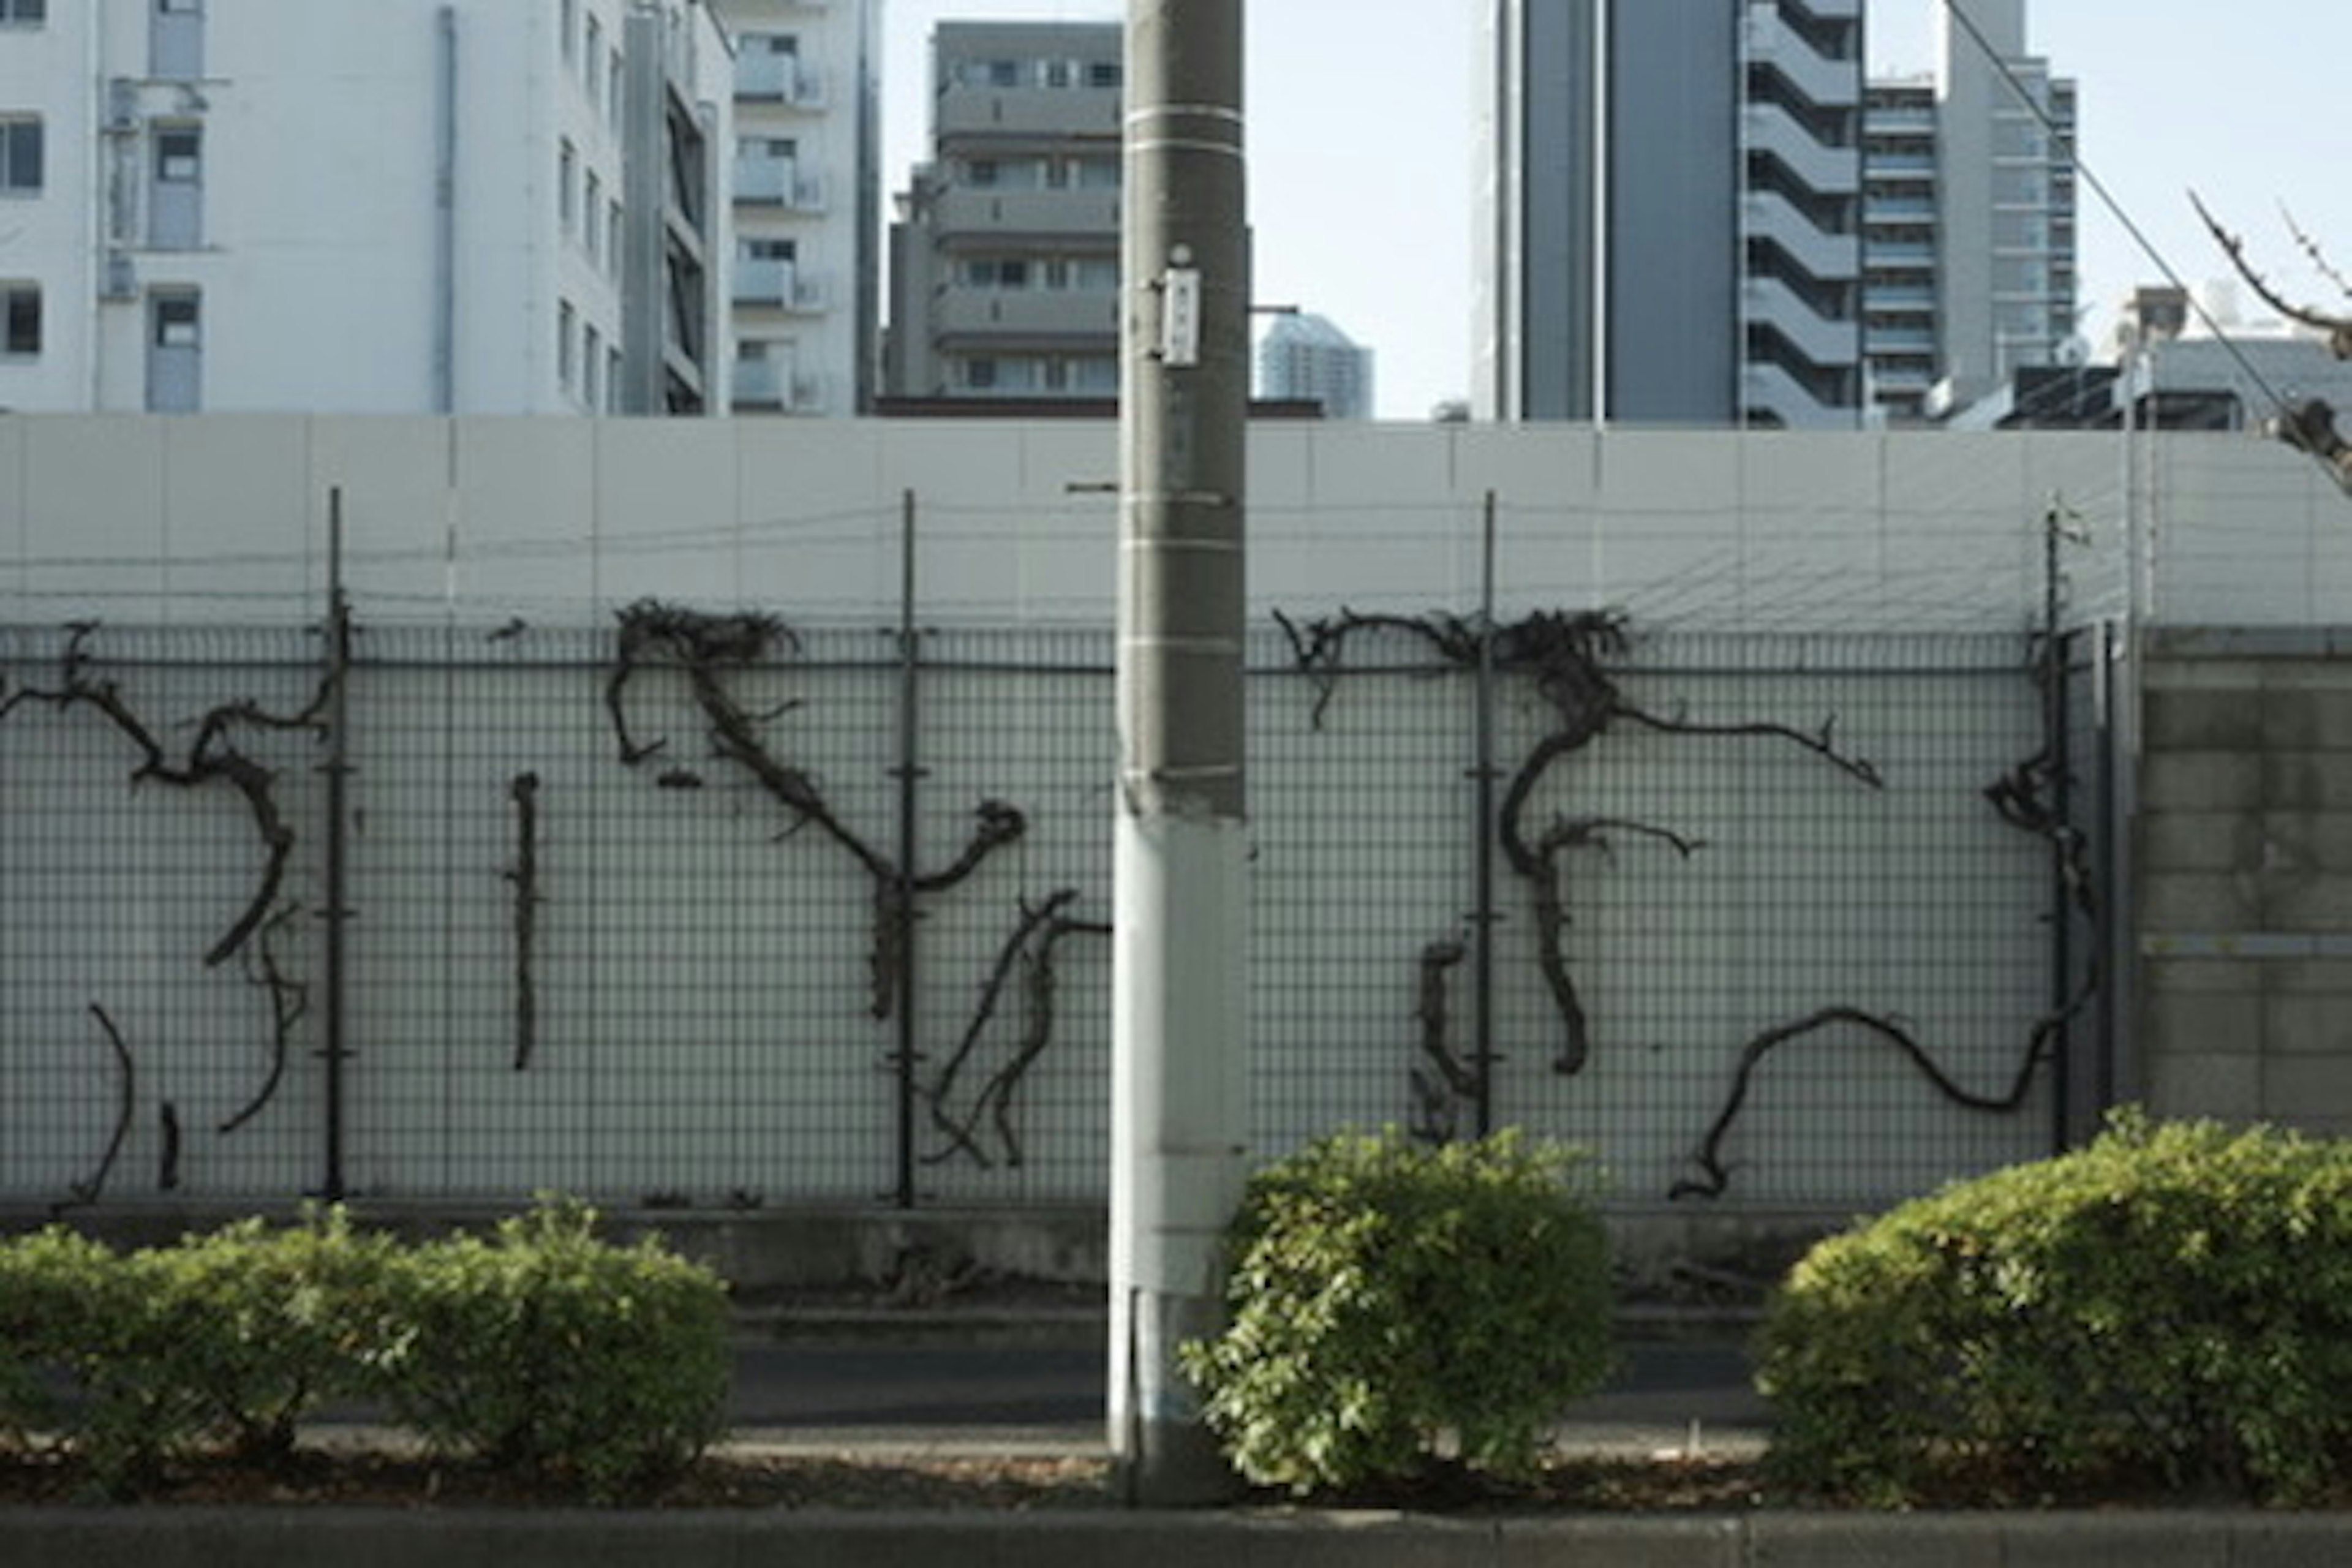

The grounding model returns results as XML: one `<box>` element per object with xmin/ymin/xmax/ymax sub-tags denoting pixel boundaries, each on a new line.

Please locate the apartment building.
<box><xmin>712</xmin><ymin>0</ymin><xmax>877</xmax><ymax>415</ymax></box>
<box><xmin>882</xmin><ymin>21</ymin><xmax>1123</xmax><ymax>402</ymax></box>
<box><xmin>1475</xmin><ymin>0</ymin><xmax>1867</xmax><ymax>428</ymax></box>
<box><xmin>1257</xmin><ymin>312</ymin><xmax>1374</xmax><ymax>420</ymax></box>
<box><xmin>1861</xmin><ymin>2</ymin><xmax>2077</xmax><ymax>421</ymax></box>
<box><xmin>0</xmin><ymin>0</ymin><xmax>730</xmax><ymax>416</ymax></box>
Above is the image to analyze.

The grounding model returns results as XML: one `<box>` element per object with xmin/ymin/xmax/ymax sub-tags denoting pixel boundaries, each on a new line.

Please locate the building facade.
<box><xmin>712</xmin><ymin>0</ymin><xmax>877</xmax><ymax>416</ymax></box>
<box><xmin>0</xmin><ymin>0</ymin><xmax>731</xmax><ymax>417</ymax></box>
<box><xmin>1863</xmin><ymin>0</ymin><xmax>2078</xmax><ymax>421</ymax></box>
<box><xmin>1256</xmin><ymin>312</ymin><xmax>1373</xmax><ymax>420</ymax></box>
<box><xmin>882</xmin><ymin>21</ymin><xmax>1123</xmax><ymax>403</ymax></box>
<box><xmin>1476</xmin><ymin>0</ymin><xmax>1866</xmax><ymax>428</ymax></box>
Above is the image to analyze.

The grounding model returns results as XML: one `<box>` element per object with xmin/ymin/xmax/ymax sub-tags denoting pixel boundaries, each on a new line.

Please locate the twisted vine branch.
<box><xmin>923</xmin><ymin>890</ymin><xmax>1109</xmax><ymax>1169</ymax></box>
<box><xmin>219</xmin><ymin>903</ymin><xmax>307</xmax><ymax>1136</ymax></box>
<box><xmin>56</xmin><ymin>1003</ymin><xmax>134</xmax><ymax>1213</ymax></box>
<box><xmin>0</xmin><ymin>624</ymin><xmax>335</xmax><ymax>969</ymax></box>
<box><xmin>1675</xmin><ymin>654</ymin><xmax>2100</xmax><ymax>1199</ymax></box>
<box><xmin>503</xmin><ymin>772</ymin><xmax>545</xmax><ymax>1071</ymax></box>
<box><xmin>606</xmin><ymin>601</ymin><xmax>1027</xmax><ymax>1022</ymax></box>
<box><xmin>1277</xmin><ymin>608</ymin><xmax>1879</xmax><ymax>1081</ymax></box>
<box><xmin>1411</xmin><ymin>938</ymin><xmax>1471</xmax><ymax>1143</ymax></box>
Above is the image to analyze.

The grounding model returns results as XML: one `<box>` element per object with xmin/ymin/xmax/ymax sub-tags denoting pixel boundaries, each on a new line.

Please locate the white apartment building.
<box><xmin>712</xmin><ymin>0</ymin><xmax>878</xmax><ymax>416</ymax></box>
<box><xmin>1257</xmin><ymin>312</ymin><xmax>1373</xmax><ymax>420</ymax></box>
<box><xmin>0</xmin><ymin>0</ymin><xmax>731</xmax><ymax>416</ymax></box>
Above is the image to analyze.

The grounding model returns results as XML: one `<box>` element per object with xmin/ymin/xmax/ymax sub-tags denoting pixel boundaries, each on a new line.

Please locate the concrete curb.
<box><xmin>7</xmin><ymin>1507</ymin><xmax>2352</xmax><ymax>1567</ymax></box>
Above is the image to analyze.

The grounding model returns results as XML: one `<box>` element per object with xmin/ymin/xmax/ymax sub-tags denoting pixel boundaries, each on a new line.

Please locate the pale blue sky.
<box><xmin>881</xmin><ymin>1</ymin><xmax>2352</xmax><ymax>418</ymax></box>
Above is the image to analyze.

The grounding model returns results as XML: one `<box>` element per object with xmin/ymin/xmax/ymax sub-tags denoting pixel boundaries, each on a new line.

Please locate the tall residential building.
<box><xmin>1474</xmin><ymin>0</ymin><xmax>1866</xmax><ymax>428</ymax></box>
<box><xmin>0</xmin><ymin>0</ymin><xmax>731</xmax><ymax>417</ymax></box>
<box><xmin>1862</xmin><ymin>1</ymin><xmax>2078</xmax><ymax>421</ymax></box>
<box><xmin>712</xmin><ymin>0</ymin><xmax>878</xmax><ymax>415</ymax></box>
<box><xmin>1257</xmin><ymin>312</ymin><xmax>1374</xmax><ymax>419</ymax></box>
<box><xmin>882</xmin><ymin>21</ymin><xmax>1123</xmax><ymax>402</ymax></box>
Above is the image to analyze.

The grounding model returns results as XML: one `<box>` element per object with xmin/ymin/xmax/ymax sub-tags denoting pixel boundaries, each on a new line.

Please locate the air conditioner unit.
<box><xmin>105</xmin><ymin>80</ymin><xmax>140</xmax><ymax>132</ymax></box>
<box><xmin>101</xmin><ymin>252</ymin><xmax>138</xmax><ymax>301</ymax></box>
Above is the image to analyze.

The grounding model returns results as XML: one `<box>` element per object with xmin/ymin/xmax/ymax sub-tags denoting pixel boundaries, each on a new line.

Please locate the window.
<box><xmin>1088</xmin><ymin>61</ymin><xmax>1121</xmax><ymax>88</ymax></box>
<box><xmin>584</xmin><ymin>15</ymin><xmax>602</xmax><ymax>100</ymax></box>
<box><xmin>0</xmin><ymin>1</ymin><xmax>47</xmax><ymax>24</ymax></box>
<box><xmin>606</xmin><ymin>345</ymin><xmax>622</xmax><ymax>412</ymax></box>
<box><xmin>557</xmin><ymin>300</ymin><xmax>576</xmax><ymax>388</ymax></box>
<box><xmin>966</xmin><ymin>159</ymin><xmax>998</xmax><ymax>188</ymax></box>
<box><xmin>559</xmin><ymin>0</ymin><xmax>576</xmax><ymax>62</ymax></box>
<box><xmin>149</xmin><ymin>124</ymin><xmax>202</xmax><ymax>248</ymax></box>
<box><xmin>606</xmin><ymin>200</ymin><xmax>623</xmax><ymax>276</ymax></box>
<box><xmin>964</xmin><ymin>356</ymin><xmax>997</xmax><ymax>390</ymax></box>
<box><xmin>558</xmin><ymin>139</ymin><xmax>577</xmax><ymax>231</ymax></box>
<box><xmin>0</xmin><ymin>119</ymin><xmax>42</xmax><ymax>194</ymax></box>
<box><xmin>583</xmin><ymin>323</ymin><xmax>602</xmax><ymax>409</ymax></box>
<box><xmin>744</xmin><ymin>237</ymin><xmax>796</xmax><ymax>261</ymax></box>
<box><xmin>2</xmin><ymin>284</ymin><xmax>37</xmax><ymax>355</ymax></box>
<box><xmin>607</xmin><ymin>49</ymin><xmax>625</xmax><ymax>131</ymax></box>
<box><xmin>148</xmin><ymin>289</ymin><xmax>200</xmax><ymax>412</ymax></box>
<box><xmin>583</xmin><ymin>170</ymin><xmax>601</xmax><ymax>259</ymax></box>
<box><xmin>986</xmin><ymin>60</ymin><xmax>1020</xmax><ymax>86</ymax></box>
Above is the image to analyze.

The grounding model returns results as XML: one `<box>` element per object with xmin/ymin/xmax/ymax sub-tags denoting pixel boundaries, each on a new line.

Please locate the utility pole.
<box><xmin>1109</xmin><ymin>0</ymin><xmax>1249</xmax><ymax>1507</ymax></box>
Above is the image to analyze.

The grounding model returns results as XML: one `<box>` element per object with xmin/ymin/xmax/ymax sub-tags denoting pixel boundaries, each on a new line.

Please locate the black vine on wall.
<box><xmin>1670</xmin><ymin>641</ymin><xmax>2098</xmax><ymax>1201</ymax></box>
<box><xmin>0</xmin><ymin>624</ymin><xmax>336</xmax><ymax>970</ymax></box>
<box><xmin>219</xmin><ymin>903</ymin><xmax>307</xmax><ymax>1136</ymax></box>
<box><xmin>503</xmin><ymin>771</ymin><xmax>544</xmax><ymax>1071</ymax></box>
<box><xmin>1275</xmin><ymin>608</ymin><xmax>1880</xmax><ymax>1095</ymax></box>
<box><xmin>922</xmin><ymin>889</ymin><xmax>1110</xmax><ymax>1170</ymax></box>
<box><xmin>58</xmin><ymin>1004</ymin><xmax>134</xmax><ymax>1213</ymax></box>
<box><xmin>1410</xmin><ymin>937</ymin><xmax>1471</xmax><ymax>1143</ymax></box>
<box><xmin>603</xmin><ymin>600</ymin><xmax>1029</xmax><ymax>1024</ymax></box>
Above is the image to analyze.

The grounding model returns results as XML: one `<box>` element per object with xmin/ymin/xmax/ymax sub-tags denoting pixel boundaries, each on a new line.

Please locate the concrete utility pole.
<box><xmin>1109</xmin><ymin>0</ymin><xmax>1250</xmax><ymax>1507</ymax></box>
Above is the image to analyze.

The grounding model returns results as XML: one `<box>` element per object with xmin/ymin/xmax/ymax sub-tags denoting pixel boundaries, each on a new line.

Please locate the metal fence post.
<box><xmin>318</xmin><ymin>488</ymin><xmax>353</xmax><ymax>1200</ymax></box>
<box><xmin>1471</xmin><ymin>490</ymin><xmax>1500</xmax><ymax>1137</ymax></box>
<box><xmin>892</xmin><ymin>488</ymin><xmax>922</xmax><ymax>1209</ymax></box>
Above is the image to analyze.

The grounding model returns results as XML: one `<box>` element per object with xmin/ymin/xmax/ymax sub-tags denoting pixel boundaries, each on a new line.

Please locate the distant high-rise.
<box><xmin>1475</xmin><ymin>0</ymin><xmax>1866</xmax><ymax>428</ymax></box>
<box><xmin>1257</xmin><ymin>313</ymin><xmax>1373</xmax><ymax>419</ymax></box>
<box><xmin>0</xmin><ymin>0</ymin><xmax>732</xmax><ymax>415</ymax></box>
<box><xmin>1477</xmin><ymin>0</ymin><xmax>2079</xmax><ymax>429</ymax></box>
<box><xmin>712</xmin><ymin>0</ymin><xmax>881</xmax><ymax>417</ymax></box>
<box><xmin>882</xmin><ymin>22</ymin><xmax>1123</xmax><ymax>402</ymax></box>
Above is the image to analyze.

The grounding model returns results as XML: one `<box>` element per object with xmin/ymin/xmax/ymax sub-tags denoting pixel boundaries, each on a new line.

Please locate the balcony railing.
<box><xmin>736</xmin><ymin>54</ymin><xmax>827</xmax><ymax>108</ymax></box>
<box><xmin>733</xmin><ymin>258</ymin><xmax>829</xmax><ymax>312</ymax></box>
<box><xmin>733</xmin><ymin>358</ymin><xmax>824</xmax><ymax>412</ymax></box>
<box><xmin>733</xmin><ymin>157</ymin><xmax>828</xmax><ymax>213</ymax></box>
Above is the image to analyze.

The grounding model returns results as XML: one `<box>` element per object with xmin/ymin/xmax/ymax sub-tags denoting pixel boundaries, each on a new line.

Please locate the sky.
<box><xmin>879</xmin><ymin>1</ymin><xmax>2352</xmax><ymax>420</ymax></box>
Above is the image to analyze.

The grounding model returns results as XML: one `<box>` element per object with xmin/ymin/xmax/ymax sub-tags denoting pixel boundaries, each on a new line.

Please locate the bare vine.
<box><xmin>56</xmin><ymin>1003</ymin><xmax>135</xmax><ymax>1213</ymax></box>
<box><xmin>1410</xmin><ymin>938</ymin><xmax>1471</xmax><ymax>1143</ymax></box>
<box><xmin>219</xmin><ymin>903</ymin><xmax>307</xmax><ymax>1136</ymax></box>
<box><xmin>605</xmin><ymin>600</ymin><xmax>1027</xmax><ymax>1022</ymax></box>
<box><xmin>1275</xmin><ymin>608</ymin><xmax>1878</xmax><ymax>1081</ymax></box>
<box><xmin>503</xmin><ymin>771</ymin><xmax>543</xmax><ymax>1071</ymax></box>
<box><xmin>0</xmin><ymin>624</ymin><xmax>335</xmax><ymax>969</ymax></box>
<box><xmin>923</xmin><ymin>889</ymin><xmax>1110</xmax><ymax>1169</ymax></box>
<box><xmin>158</xmin><ymin>1101</ymin><xmax>183</xmax><ymax>1193</ymax></box>
<box><xmin>1675</xmin><ymin>650</ymin><xmax>2100</xmax><ymax>1200</ymax></box>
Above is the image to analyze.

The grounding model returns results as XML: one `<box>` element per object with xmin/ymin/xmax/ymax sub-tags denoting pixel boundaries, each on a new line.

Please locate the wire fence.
<box><xmin>0</xmin><ymin>611</ymin><xmax>2106</xmax><ymax>1213</ymax></box>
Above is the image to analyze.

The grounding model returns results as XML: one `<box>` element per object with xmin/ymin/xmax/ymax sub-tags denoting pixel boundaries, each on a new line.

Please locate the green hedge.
<box><xmin>1760</xmin><ymin>1112</ymin><xmax>2352</xmax><ymax>1505</ymax></box>
<box><xmin>0</xmin><ymin>1200</ymin><xmax>729</xmax><ymax>1499</ymax></box>
<box><xmin>1181</xmin><ymin>1128</ymin><xmax>1613</xmax><ymax>1495</ymax></box>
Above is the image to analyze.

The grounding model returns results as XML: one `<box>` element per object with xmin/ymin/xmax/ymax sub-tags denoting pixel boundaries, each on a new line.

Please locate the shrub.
<box><xmin>1760</xmin><ymin>1111</ymin><xmax>2352</xmax><ymax>1506</ymax></box>
<box><xmin>374</xmin><ymin>1197</ymin><xmax>731</xmax><ymax>1498</ymax></box>
<box><xmin>149</xmin><ymin>1208</ymin><xmax>402</xmax><ymax>1463</ymax></box>
<box><xmin>0</xmin><ymin>1227</ymin><xmax>121</xmax><ymax>1447</ymax></box>
<box><xmin>1180</xmin><ymin>1128</ymin><xmax>1613</xmax><ymax>1495</ymax></box>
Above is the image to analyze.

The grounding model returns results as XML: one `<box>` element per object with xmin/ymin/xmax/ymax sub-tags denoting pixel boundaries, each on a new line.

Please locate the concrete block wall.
<box><xmin>2138</xmin><ymin>630</ymin><xmax>2352</xmax><ymax>1133</ymax></box>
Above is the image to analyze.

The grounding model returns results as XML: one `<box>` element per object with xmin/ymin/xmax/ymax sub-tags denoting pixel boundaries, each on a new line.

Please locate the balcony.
<box><xmin>932</xmin><ymin>288</ymin><xmax>1118</xmax><ymax>339</ymax></box>
<box><xmin>934</xmin><ymin>83</ymin><xmax>1120</xmax><ymax>141</ymax></box>
<box><xmin>736</xmin><ymin>53</ymin><xmax>827</xmax><ymax>108</ymax></box>
<box><xmin>932</xmin><ymin>186</ymin><xmax>1118</xmax><ymax>240</ymax></box>
<box><xmin>733</xmin><ymin>358</ymin><xmax>825</xmax><ymax>412</ymax></box>
<box><xmin>733</xmin><ymin>157</ymin><xmax>828</xmax><ymax>213</ymax></box>
<box><xmin>733</xmin><ymin>259</ymin><xmax>829</xmax><ymax>312</ymax></box>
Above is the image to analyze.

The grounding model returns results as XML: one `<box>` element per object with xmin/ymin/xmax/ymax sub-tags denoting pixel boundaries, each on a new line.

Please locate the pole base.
<box><xmin>1116</xmin><ymin>1414</ymin><xmax>1243</xmax><ymax>1507</ymax></box>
